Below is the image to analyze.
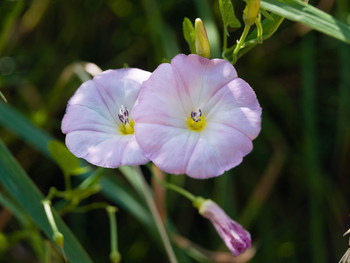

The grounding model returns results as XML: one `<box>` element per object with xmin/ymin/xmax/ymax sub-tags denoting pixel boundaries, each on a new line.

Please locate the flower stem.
<box><xmin>255</xmin><ymin>13</ymin><xmax>263</xmax><ymax>44</ymax></box>
<box><xmin>152</xmin><ymin>173</ymin><xmax>196</xmax><ymax>202</ymax></box>
<box><xmin>151</xmin><ymin>164</ymin><xmax>167</xmax><ymax>222</ymax></box>
<box><xmin>107</xmin><ymin>206</ymin><xmax>121</xmax><ymax>263</ymax></box>
<box><xmin>137</xmin><ymin>169</ymin><xmax>178</xmax><ymax>263</ymax></box>
<box><xmin>42</xmin><ymin>200</ymin><xmax>64</xmax><ymax>248</ymax></box>
<box><xmin>123</xmin><ymin>166</ymin><xmax>178</xmax><ymax>263</ymax></box>
<box><xmin>63</xmin><ymin>172</ymin><xmax>71</xmax><ymax>192</ymax></box>
<box><xmin>233</xmin><ymin>24</ymin><xmax>251</xmax><ymax>64</ymax></box>
<box><xmin>42</xmin><ymin>200</ymin><xmax>67</xmax><ymax>262</ymax></box>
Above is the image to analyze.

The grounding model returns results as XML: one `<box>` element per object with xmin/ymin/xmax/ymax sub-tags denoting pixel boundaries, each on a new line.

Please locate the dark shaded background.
<box><xmin>1</xmin><ymin>0</ymin><xmax>350</xmax><ymax>262</ymax></box>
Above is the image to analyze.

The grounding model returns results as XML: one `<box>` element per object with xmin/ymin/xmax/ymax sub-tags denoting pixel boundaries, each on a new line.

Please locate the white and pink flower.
<box><xmin>133</xmin><ymin>54</ymin><xmax>261</xmax><ymax>179</ymax></box>
<box><xmin>62</xmin><ymin>68</ymin><xmax>151</xmax><ymax>168</ymax></box>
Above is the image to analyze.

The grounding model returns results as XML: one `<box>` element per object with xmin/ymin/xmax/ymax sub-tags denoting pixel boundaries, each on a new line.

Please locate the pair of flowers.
<box><xmin>62</xmin><ymin>54</ymin><xmax>261</xmax><ymax>179</ymax></box>
<box><xmin>61</xmin><ymin>53</ymin><xmax>261</xmax><ymax>257</ymax></box>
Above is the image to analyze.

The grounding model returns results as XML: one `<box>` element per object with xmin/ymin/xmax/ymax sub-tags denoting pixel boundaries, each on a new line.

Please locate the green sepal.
<box><xmin>219</xmin><ymin>0</ymin><xmax>241</xmax><ymax>36</ymax></box>
<box><xmin>182</xmin><ymin>17</ymin><xmax>196</xmax><ymax>54</ymax></box>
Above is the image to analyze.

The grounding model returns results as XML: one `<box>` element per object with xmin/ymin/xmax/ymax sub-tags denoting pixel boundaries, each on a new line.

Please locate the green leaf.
<box><xmin>260</xmin><ymin>0</ymin><xmax>350</xmax><ymax>44</ymax></box>
<box><xmin>0</xmin><ymin>101</ymin><xmax>52</xmax><ymax>156</ymax></box>
<box><xmin>183</xmin><ymin>17</ymin><xmax>196</xmax><ymax>53</ymax></box>
<box><xmin>0</xmin><ymin>191</ymin><xmax>30</xmax><ymax>227</ymax></box>
<box><xmin>48</xmin><ymin>140</ymin><xmax>89</xmax><ymax>176</ymax></box>
<box><xmin>0</xmin><ymin>102</ymin><xmax>155</xmax><ymax>239</ymax></box>
<box><xmin>219</xmin><ymin>0</ymin><xmax>241</xmax><ymax>35</ymax></box>
<box><xmin>260</xmin><ymin>8</ymin><xmax>275</xmax><ymax>21</ymax></box>
<box><xmin>0</xmin><ymin>139</ymin><xmax>93</xmax><ymax>263</ymax></box>
<box><xmin>223</xmin><ymin>14</ymin><xmax>284</xmax><ymax>62</ymax></box>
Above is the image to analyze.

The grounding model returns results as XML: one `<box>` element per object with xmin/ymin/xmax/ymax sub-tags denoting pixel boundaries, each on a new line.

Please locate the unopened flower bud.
<box><xmin>195</xmin><ymin>18</ymin><xmax>211</xmax><ymax>58</ymax></box>
<box><xmin>198</xmin><ymin>199</ymin><xmax>251</xmax><ymax>256</ymax></box>
<box><xmin>243</xmin><ymin>0</ymin><xmax>260</xmax><ymax>26</ymax></box>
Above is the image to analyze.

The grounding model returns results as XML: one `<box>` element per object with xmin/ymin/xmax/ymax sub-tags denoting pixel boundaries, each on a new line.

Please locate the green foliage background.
<box><xmin>0</xmin><ymin>0</ymin><xmax>350</xmax><ymax>262</ymax></box>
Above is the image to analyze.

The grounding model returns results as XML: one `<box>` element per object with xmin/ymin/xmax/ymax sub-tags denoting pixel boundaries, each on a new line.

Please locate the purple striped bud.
<box><xmin>198</xmin><ymin>199</ymin><xmax>251</xmax><ymax>256</ymax></box>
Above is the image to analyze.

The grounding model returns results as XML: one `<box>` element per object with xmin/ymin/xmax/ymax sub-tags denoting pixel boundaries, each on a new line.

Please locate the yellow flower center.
<box><xmin>120</xmin><ymin>119</ymin><xmax>135</xmax><ymax>135</ymax></box>
<box><xmin>118</xmin><ymin>105</ymin><xmax>134</xmax><ymax>135</ymax></box>
<box><xmin>187</xmin><ymin>108</ymin><xmax>206</xmax><ymax>131</ymax></box>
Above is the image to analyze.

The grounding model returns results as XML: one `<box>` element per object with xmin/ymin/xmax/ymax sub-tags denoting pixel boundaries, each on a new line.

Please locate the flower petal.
<box><xmin>205</xmin><ymin>77</ymin><xmax>261</xmax><ymax>140</ymax></box>
<box><xmin>93</xmin><ymin>69</ymin><xmax>151</xmax><ymax>119</ymax></box>
<box><xmin>133</xmin><ymin>63</ymin><xmax>188</xmax><ymax>127</ymax></box>
<box><xmin>184</xmin><ymin>123</ymin><xmax>253</xmax><ymax>179</ymax></box>
<box><xmin>65</xmin><ymin>131</ymin><xmax>148</xmax><ymax>167</ymax></box>
<box><xmin>171</xmin><ymin>54</ymin><xmax>238</xmax><ymax>108</ymax></box>
<box><xmin>135</xmin><ymin>123</ymin><xmax>199</xmax><ymax>174</ymax></box>
<box><xmin>62</xmin><ymin>79</ymin><xmax>116</xmax><ymax>135</ymax></box>
<box><xmin>62</xmin><ymin>105</ymin><xmax>118</xmax><ymax>135</ymax></box>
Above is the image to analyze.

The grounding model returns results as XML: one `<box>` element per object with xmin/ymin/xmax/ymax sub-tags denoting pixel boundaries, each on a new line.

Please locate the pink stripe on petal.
<box><xmin>136</xmin><ymin>62</ymin><xmax>193</xmax><ymax>118</ymax></box>
<box><xmin>171</xmin><ymin>54</ymin><xmax>238</xmax><ymax>108</ymax></box>
<box><xmin>204</xmin><ymin>77</ymin><xmax>261</xmax><ymax>140</ymax></box>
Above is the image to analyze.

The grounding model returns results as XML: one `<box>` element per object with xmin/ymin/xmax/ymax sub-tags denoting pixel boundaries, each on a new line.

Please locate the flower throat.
<box><xmin>118</xmin><ymin>105</ymin><xmax>134</xmax><ymax>135</ymax></box>
<box><xmin>188</xmin><ymin>108</ymin><xmax>206</xmax><ymax>131</ymax></box>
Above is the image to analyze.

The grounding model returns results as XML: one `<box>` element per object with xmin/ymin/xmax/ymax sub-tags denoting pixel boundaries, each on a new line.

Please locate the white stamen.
<box><xmin>191</xmin><ymin>108</ymin><xmax>202</xmax><ymax>122</ymax></box>
<box><xmin>118</xmin><ymin>105</ymin><xmax>129</xmax><ymax>124</ymax></box>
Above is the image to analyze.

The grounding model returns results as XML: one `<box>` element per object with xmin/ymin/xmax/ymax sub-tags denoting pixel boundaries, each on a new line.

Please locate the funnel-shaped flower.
<box><xmin>198</xmin><ymin>199</ymin><xmax>251</xmax><ymax>256</ymax></box>
<box><xmin>133</xmin><ymin>54</ymin><xmax>261</xmax><ymax>179</ymax></box>
<box><xmin>62</xmin><ymin>68</ymin><xmax>151</xmax><ymax>167</ymax></box>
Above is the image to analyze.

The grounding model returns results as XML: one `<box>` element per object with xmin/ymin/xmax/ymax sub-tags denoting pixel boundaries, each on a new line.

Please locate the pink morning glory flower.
<box><xmin>133</xmin><ymin>54</ymin><xmax>261</xmax><ymax>179</ymax></box>
<box><xmin>62</xmin><ymin>68</ymin><xmax>151</xmax><ymax>168</ymax></box>
<box><xmin>198</xmin><ymin>199</ymin><xmax>251</xmax><ymax>256</ymax></box>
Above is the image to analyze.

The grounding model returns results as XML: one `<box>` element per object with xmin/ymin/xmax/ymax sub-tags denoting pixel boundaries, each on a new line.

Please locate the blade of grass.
<box><xmin>0</xmin><ymin>0</ymin><xmax>25</xmax><ymax>54</ymax></box>
<box><xmin>301</xmin><ymin>32</ymin><xmax>326</xmax><ymax>263</ymax></box>
<box><xmin>0</xmin><ymin>101</ymin><xmax>52</xmax><ymax>156</ymax></box>
<box><xmin>239</xmin><ymin>143</ymin><xmax>287</xmax><ymax>228</ymax></box>
<box><xmin>260</xmin><ymin>0</ymin><xmax>350</xmax><ymax>44</ymax></box>
<box><xmin>141</xmin><ymin>0</ymin><xmax>180</xmax><ymax>61</ymax></box>
<box><xmin>121</xmin><ymin>166</ymin><xmax>178</xmax><ymax>263</ymax></box>
<box><xmin>335</xmin><ymin>43</ymin><xmax>350</xmax><ymax>175</ymax></box>
<box><xmin>0</xmin><ymin>191</ymin><xmax>30</xmax><ymax>227</ymax></box>
<box><xmin>0</xmin><ymin>139</ymin><xmax>93</xmax><ymax>263</ymax></box>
